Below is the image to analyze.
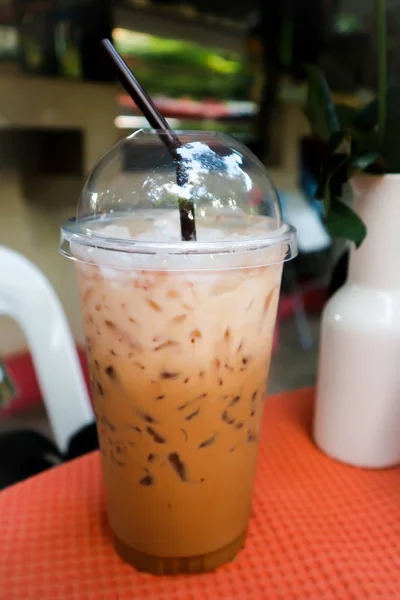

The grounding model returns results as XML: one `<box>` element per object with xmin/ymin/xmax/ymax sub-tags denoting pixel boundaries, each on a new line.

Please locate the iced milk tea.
<box><xmin>61</xmin><ymin>131</ymin><xmax>296</xmax><ymax>574</ymax></box>
<box><xmin>77</xmin><ymin>244</ymin><xmax>281</xmax><ymax>574</ymax></box>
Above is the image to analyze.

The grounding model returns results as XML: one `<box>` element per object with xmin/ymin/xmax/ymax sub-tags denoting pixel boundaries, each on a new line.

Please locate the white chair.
<box><xmin>0</xmin><ymin>246</ymin><xmax>93</xmax><ymax>453</ymax></box>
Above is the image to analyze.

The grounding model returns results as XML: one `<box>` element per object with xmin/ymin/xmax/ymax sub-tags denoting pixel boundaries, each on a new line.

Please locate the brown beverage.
<box><xmin>75</xmin><ymin>214</ymin><xmax>282</xmax><ymax>574</ymax></box>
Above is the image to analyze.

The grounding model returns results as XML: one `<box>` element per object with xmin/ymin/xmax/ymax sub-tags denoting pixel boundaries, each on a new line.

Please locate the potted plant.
<box><xmin>306</xmin><ymin>0</ymin><xmax>400</xmax><ymax>468</ymax></box>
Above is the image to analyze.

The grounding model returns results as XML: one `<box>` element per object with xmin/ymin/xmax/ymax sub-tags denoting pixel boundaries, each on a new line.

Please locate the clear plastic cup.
<box><xmin>60</xmin><ymin>130</ymin><xmax>296</xmax><ymax>574</ymax></box>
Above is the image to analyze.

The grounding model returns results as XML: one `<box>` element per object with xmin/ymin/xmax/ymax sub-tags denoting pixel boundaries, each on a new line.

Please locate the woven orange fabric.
<box><xmin>0</xmin><ymin>387</ymin><xmax>399</xmax><ymax>599</ymax></box>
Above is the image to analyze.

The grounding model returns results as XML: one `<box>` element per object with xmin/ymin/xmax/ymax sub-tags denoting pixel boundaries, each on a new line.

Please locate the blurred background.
<box><xmin>0</xmin><ymin>0</ymin><xmax>389</xmax><ymax>434</ymax></box>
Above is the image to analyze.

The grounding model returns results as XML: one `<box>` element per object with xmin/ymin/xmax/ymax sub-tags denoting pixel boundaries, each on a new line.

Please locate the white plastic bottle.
<box><xmin>314</xmin><ymin>175</ymin><xmax>400</xmax><ymax>468</ymax></box>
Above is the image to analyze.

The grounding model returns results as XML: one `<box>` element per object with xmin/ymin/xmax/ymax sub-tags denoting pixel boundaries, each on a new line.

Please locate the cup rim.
<box><xmin>60</xmin><ymin>214</ymin><xmax>297</xmax><ymax>259</ymax></box>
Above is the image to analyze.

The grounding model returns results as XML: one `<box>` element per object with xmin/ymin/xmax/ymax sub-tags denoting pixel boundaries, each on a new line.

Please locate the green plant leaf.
<box><xmin>314</xmin><ymin>133</ymin><xmax>351</xmax><ymax>212</ymax></box>
<box><xmin>306</xmin><ymin>65</ymin><xmax>340</xmax><ymax>142</ymax></box>
<box><xmin>325</xmin><ymin>197</ymin><xmax>367</xmax><ymax>248</ymax></box>
<box><xmin>323</xmin><ymin>188</ymin><xmax>332</xmax><ymax>214</ymax></box>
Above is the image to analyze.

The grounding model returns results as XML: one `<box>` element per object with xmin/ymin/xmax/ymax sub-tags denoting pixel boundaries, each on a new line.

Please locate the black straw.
<box><xmin>101</xmin><ymin>39</ymin><xmax>196</xmax><ymax>241</ymax></box>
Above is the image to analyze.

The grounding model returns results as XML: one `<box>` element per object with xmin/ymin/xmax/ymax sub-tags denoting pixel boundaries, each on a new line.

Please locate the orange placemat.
<box><xmin>0</xmin><ymin>387</ymin><xmax>399</xmax><ymax>599</ymax></box>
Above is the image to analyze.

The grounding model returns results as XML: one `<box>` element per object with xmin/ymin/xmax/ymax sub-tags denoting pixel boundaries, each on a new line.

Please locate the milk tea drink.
<box><xmin>60</xmin><ymin>132</ymin><xmax>296</xmax><ymax>574</ymax></box>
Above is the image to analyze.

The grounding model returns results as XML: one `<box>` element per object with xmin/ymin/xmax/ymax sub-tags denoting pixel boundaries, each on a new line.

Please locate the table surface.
<box><xmin>0</xmin><ymin>387</ymin><xmax>399</xmax><ymax>600</ymax></box>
